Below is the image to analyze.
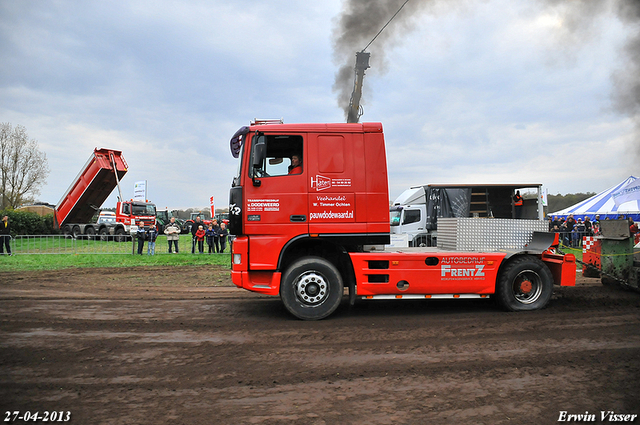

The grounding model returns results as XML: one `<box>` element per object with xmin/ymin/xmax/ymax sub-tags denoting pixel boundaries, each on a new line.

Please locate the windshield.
<box><xmin>132</xmin><ymin>203</ymin><xmax>156</xmax><ymax>216</ymax></box>
<box><xmin>390</xmin><ymin>209</ymin><xmax>402</xmax><ymax>226</ymax></box>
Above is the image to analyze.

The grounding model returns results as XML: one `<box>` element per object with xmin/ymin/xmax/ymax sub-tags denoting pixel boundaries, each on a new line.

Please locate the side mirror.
<box><xmin>251</xmin><ymin>136</ymin><xmax>266</xmax><ymax>187</ymax></box>
<box><xmin>252</xmin><ymin>137</ymin><xmax>266</xmax><ymax>169</ymax></box>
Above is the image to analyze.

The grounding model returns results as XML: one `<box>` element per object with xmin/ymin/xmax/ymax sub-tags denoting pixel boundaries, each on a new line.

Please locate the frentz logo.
<box><xmin>311</xmin><ymin>175</ymin><xmax>331</xmax><ymax>191</ymax></box>
<box><xmin>441</xmin><ymin>265</ymin><xmax>485</xmax><ymax>277</ymax></box>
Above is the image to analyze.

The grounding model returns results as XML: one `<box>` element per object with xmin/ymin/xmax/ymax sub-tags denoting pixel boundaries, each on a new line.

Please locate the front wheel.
<box><xmin>280</xmin><ymin>257</ymin><xmax>344</xmax><ymax>320</ymax></box>
<box><xmin>495</xmin><ymin>255</ymin><xmax>553</xmax><ymax>311</ymax></box>
<box><xmin>412</xmin><ymin>235</ymin><xmax>428</xmax><ymax>247</ymax></box>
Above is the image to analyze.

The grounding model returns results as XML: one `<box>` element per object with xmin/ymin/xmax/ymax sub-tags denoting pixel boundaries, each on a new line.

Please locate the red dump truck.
<box><xmin>228</xmin><ymin>121</ymin><xmax>576</xmax><ymax>320</ymax></box>
<box><xmin>54</xmin><ymin>148</ymin><xmax>156</xmax><ymax>240</ymax></box>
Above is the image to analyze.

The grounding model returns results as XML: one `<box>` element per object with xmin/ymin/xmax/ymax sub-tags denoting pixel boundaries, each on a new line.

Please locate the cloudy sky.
<box><xmin>1</xmin><ymin>0</ymin><xmax>638</xmax><ymax>211</ymax></box>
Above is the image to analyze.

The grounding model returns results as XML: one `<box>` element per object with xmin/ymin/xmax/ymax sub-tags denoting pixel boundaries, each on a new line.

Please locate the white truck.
<box><xmin>390</xmin><ymin>183</ymin><xmax>544</xmax><ymax>247</ymax></box>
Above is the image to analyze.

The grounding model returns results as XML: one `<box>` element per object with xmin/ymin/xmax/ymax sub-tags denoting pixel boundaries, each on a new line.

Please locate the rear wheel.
<box><xmin>495</xmin><ymin>255</ymin><xmax>553</xmax><ymax>311</ymax></box>
<box><xmin>114</xmin><ymin>228</ymin><xmax>126</xmax><ymax>243</ymax></box>
<box><xmin>99</xmin><ymin>228</ymin><xmax>110</xmax><ymax>241</ymax></box>
<box><xmin>85</xmin><ymin>226</ymin><xmax>96</xmax><ymax>240</ymax></box>
<box><xmin>72</xmin><ymin>225</ymin><xmax>81</xmax><ymax>239</ymax></box>
<box><xmin>280</xmin><ymin>257</ymin><xmax>343</xmax><ymax>320</ymax></box>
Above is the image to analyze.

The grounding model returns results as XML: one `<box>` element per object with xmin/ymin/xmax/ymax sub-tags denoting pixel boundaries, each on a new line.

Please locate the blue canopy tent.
<box><xmin>549</xmin><ymin>176</ymin><xmax>640</xmax><ymax>221</ymax></box>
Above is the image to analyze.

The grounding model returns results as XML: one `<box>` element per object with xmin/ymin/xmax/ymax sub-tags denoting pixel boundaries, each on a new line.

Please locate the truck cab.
<box><xmin>229</xmin><ymin>121</ymin><xmax>574</xmax><ymax>320</ymax></box>
<box><xmin>117</xmin><ymin>200</ymin><xmax>156</xmax><ymax>227</ymax></box>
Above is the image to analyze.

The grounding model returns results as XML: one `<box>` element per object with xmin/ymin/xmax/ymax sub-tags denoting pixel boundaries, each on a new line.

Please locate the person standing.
<box><xmin>563</xmin><ymin>214</ymin><xmax>577</xmax><ymax>247</ymax></box>
<box><xmin>136</xmin><ymin>221</ymin><xmax>146</xmax><ymax>255</ymax></box>
<box><xmin>551</xmin><ymin>216</ymin><xmax>561</xmax><ymax>231</ymax></box>
<box><xmin>630</xmin><ymin>218</ymin><xmax>639</xmax><ymax>245</ymax></box>
<box><xmin>205</xmin><ymin>224</ymin><xmax>216</xmax><ymax>254</ymax></box>
<box><xmin>584</xmin><ymin>216</ymin><xmax>593</xmax><ymax>236</ymax></box>
<box><xmin>164</xmin><ymin>217</ymin><xmax>180</xmax><ymax>253</ymax></box>
<box><xmin>219</xmin><ymin>222</ymin><xmax>229</xmax><ymax>253</ymax></box>
<box><xmin>513</xmin><ymin>190</ymin><xmax>523</xmax><ymax>219</ymax></box>
<box><xmin>195</xmin><ymin>225</ymin><xmax>206</xmax><ymax>254</ymax></box>
<box><xmin>191</xmin><ymin>216</ymin><xmax>204</xmax><ymax>254</ymax></box>
<box><xmin>0</xmin><ymin>215</ymin><xmax>11</xmax><ymax>256</ymax></box>
<box><xmin>565</xmin><ymin>214</ymin><xmax>577</xmax><ymax>233</ymax></box>
<box><xmin>147</xmin><ymin>224</ymin><xmax>158</xmax><ymax>255</ymax></box>
<box><xmin>211</xmin><ymin>219</ymin><xmax>221</xmax><ymax>253</ymax></box>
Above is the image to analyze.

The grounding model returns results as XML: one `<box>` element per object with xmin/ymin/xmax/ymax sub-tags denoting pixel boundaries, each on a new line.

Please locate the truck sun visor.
<box><xmin>230</xmin><ymin>126</ymin><xmax>249</xmax><ymax>158</ymax></box>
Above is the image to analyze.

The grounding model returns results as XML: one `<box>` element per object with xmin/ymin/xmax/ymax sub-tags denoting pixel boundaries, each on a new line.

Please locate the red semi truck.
<box><xmin>54</xmin><ymin>148</ymin><xmax>156</xmax><ymax>240</ymax></box>
<box><xmin>228</xmin><ymin>121</ymin><xmax>576</xmax><ymax>320</ymax></box>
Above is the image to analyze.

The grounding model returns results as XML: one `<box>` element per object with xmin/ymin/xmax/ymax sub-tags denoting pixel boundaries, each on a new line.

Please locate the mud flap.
<box><xmin>525</xmin><ymin>232</ymin><xmax>556</xmax><ymax>254</ymax></box>
<box><xmin>348</xmin><ymin>276</ymin><xmax>356</xmax><ymax>306</ymax></box>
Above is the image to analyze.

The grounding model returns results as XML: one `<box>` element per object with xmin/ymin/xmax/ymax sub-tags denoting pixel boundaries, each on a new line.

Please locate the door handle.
<box><xmin>290</xmin><ymin>215</ymin><xmax>307</xmax><ymax>222</ymax></box>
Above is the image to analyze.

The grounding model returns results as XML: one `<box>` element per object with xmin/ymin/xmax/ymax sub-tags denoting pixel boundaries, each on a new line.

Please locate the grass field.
<box><xmin>0</xmin><ymin>235</ymin><xmax>231</xmax><ymax>272</ymax></box>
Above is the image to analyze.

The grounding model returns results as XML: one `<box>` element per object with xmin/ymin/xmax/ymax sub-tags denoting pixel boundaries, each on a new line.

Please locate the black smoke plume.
<box><xmin>612</xmin><ymin>0</ymin><xmax>640</xmax><ymax>163</ymax></box>
<box><xmin>332</xmin><ymin>0</ymin><xmax>640</xmax><ymax>165</ymax></box>
<box><xmin>332</xmin><ymin>0</ymin><xmax>433</xmax><ymax>120</ymax></box>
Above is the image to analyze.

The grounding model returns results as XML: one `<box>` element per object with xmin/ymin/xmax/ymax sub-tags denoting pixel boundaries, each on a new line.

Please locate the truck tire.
<box><xmin>413</xmin><ymin>235</ymin><xmax>428</xmax><ymax>247</ymax></box>
<box><xmin>99</xmin><ymin>228</ymin><xmax>110</xmax><ymax>241</ymax></box>
<box><xmin>114</xmin><ymin>228</ymin><xmax>126</xmax><ymax>243</ymax></box>
<box><xmin>72</xmin><ymin>225</ymin><xmax>81</xmax><ymax>239</ymax></box>
<box><xmin>85</xmin><ymin>226</ymin><xmax>96</xmax><ymax>240</ymax></box>
<box><xmin>62</xmin><ymin>225</ymin><xmax>72</xmax><ymax>237</ymax></box>
<box><xmin>495</xmin><ymin>255</ymin><xmax>553</xmax><ymax>311</ymax></box>
<box><xmin>280</xmin><ymin>257</ymin><xmax>344</xmax><ymax>320</ymax></box>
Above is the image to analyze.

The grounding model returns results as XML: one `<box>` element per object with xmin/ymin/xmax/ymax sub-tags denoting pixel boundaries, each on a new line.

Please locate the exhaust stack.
<box><xmin>346</xmin><ymin>51</ymin><xmax>371</xmax><ymax>123</ymax></box>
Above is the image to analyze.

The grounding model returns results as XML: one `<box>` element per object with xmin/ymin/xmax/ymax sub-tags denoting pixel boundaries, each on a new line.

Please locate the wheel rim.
<box><xmin>293</xmin><ymin>271</ymin><xmax>329</xmax><ymax>306</ymax></box>
<box><xmin>512</xmin><ymin>269</ymin><xmax>543</xmax><ymax>304</ymax></box>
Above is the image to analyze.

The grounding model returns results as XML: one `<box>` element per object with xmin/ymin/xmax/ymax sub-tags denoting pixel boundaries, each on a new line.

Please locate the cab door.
<box><xmin>307</xmin><ymin>132</ymin><xmax>364</xmax><ymax>235</ymax></box>
<box><xmin>243</xmin><ymin>132</ymin><xmax>308</xmax><ymax>269</ymax></box>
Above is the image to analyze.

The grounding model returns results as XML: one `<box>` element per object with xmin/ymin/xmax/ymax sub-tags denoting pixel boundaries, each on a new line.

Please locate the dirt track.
<box><xmin>1</xmin><ymin>266</ymin><xmax>639</xmax><ymax>424</ymax></box>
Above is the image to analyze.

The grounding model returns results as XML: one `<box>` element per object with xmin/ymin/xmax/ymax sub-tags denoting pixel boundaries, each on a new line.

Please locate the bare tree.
<box><xmin>0</xmin><ymin>123</ymin><xmax>50</xmax><ymax>209</ymax></box>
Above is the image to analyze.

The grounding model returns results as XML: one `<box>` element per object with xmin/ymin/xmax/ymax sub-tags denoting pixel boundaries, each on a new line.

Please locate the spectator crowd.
<box><xmin>132</xmin><ymin>216</ymin><xmax>230</xmax><ymax>255</ymax></box>
<box><xmin>549</xmin><ymin>214</ymin><xmax>639</xmax><ymax>247</ymax></box>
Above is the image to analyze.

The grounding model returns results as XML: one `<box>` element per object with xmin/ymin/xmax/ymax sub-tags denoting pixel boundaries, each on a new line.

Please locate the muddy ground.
<box><xmin>1</xmin><ymin>266</ymin><xmax>639</xmax><ymax>424</ymax></box>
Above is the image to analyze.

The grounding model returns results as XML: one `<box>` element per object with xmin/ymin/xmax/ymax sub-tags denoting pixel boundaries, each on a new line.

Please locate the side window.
<box><xmin>122</xmin><ymin>203</ymin><xmax>130</xmax><ymax>215</ymax></box>
<box><xmin>250</xmin><ymin>134</ymin><xmax>303</xmax><ymax>178</ymax></box>
<box><xmin>402</xmin><ymin>209</ymin><xmax>421</xmax><ymax>225</ymax></box>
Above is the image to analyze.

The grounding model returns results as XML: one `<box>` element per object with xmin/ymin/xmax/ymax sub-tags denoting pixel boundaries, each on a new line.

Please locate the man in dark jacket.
<box><xmin>136</xmin><ymin>221</ymin><xmax>146</xmax><ymax>255</ymax></box>
<box><xmin>191</xmin><ymin>216</ymin><xmax>204</xmax><ymax>254</ymax></box>
<box><xmin>0</xmin><ymin>215</ymin><xmax>11</xmax><ymax>255</ymax></box>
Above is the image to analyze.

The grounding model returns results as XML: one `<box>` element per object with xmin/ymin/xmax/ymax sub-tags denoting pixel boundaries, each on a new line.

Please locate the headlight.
<box><xmin>233</xmin><ymin>253</ymin><xmax>242</xmax><ymax>265</ymax></box>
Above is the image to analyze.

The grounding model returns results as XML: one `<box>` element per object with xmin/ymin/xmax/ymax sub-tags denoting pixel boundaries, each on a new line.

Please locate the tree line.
<box><xmin>546</xmin><ymin>192</ymin><xmax>595</xmax><ymax>215</ymax></box>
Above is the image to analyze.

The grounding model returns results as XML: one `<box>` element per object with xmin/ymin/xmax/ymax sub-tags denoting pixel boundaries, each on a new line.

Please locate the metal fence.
<box><xmin>12</xmin><ymin>234</ymin><xmax>138</xmax><ymax>254</ymax></box>
<box><xmin>10</xmin><ymin>234</ymin><xmax>230</xmax><ymax>255</ymax></box>
<box><xmin>8</xmin><ymin>231</ymin><xmax>597</xmax><ymax>254</ymax></box>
